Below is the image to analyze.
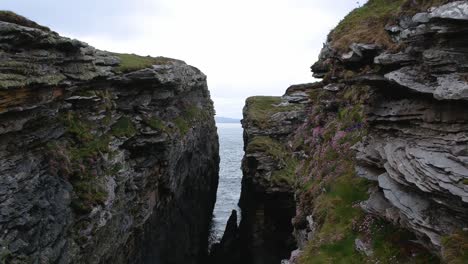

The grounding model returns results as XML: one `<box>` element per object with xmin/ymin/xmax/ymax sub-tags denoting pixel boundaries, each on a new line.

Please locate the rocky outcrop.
<box><xmin>301</xmin><ymin>0</ymin><xmax>468</xmax><ymax>262</ymax></box>
<box><xmin>237</xmin><ymin>86</ymin><xmax>309</xmax><ymax>264</ymax></box>
<box><xmin>209</xmin><ymin>86</ymin><xmax>310</xmax><ymax>264</ymax></box>
<box><xmin>0</xmin><ymin>14</ymin><xmax>219</xmax><ymax>264</ymax></box>
<box><xmin>209</xmin><ymin>210</ymin><xmax>241</xmax><ymax>264</ymax></box>
<box><xmin>352</xmin><ymin>1</ymin><xmax>468</xmax><ymax>251</ymax></box>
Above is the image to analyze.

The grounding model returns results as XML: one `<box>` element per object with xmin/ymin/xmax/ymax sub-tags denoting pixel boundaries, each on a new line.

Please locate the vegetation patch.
<box><xmin>172</xmin><ymin>103</ymin><xmax>211</xmax><ymax>136</ymax></box>
<box><xmin>146</xmin><ymin>117</ymin><xmax>166</xmax><ymax>131</ymax></box>
<box><xmin>112</xmin><ymin>53</ymin><xmax>174</xmax><ymax>73</ymax></box>
<box><xmin>442</xmin><ymin>230</ymin><xmax>468</xmax><ymax>264</ymax></box>
<box><xmin>247</xmin><ymin>136</ymin><xmax>298</xmax><ymax>185</ymax></box>
<box><xmin>111</xmin><ymin>116</ymin><xmax>137</xmax><ymax>138</ymax></box>
<box><xmin>174</xmin><ymin>117</ymin><xmax>190</xmax><ymax>135</ymax></box>
<box><xmin>462</xmin><ymin>179</ymin><xmax>468</xmax><ymax>185</ymax></box>
<box><xmin>369</xmin><ymin>219</ymin><xmax>440</xmax><ymax>263</ymax></box>
<box><xmin>0</xmin><ymin>11</ymin><xmax>51</xmax><ymax>31</ymax></box>
<box><xmin>48</xmin><ymin>112</ymin><xmax>113</xmax><ymax>215</ymax></box>
<box><xmin>271</xmin><ymin>158</ymin><xmax>298</xmax><ymax>186</ymax></box>
<box><xmin>0</xmin><ymin>247</ymin><xmax>11</xmax><ymax>264</ymax></box>
<box><xmin>247</xmin><ymin>136</ymin><xmax>284</xmax><ymax>157</ymax></box>
<box><xmin>330</xmin><ymin>0</ymin><xmax>450</xmax><ymax>52</ymax></box>
<box><xmin>295</xmin><ymin>85</ymin><xmax>438</xmax><ymax>263</ymax></box>
<box><xmin>244</xmin><ymin>96</ymin><xmax>302</xmax><ymax>129</ymax></box>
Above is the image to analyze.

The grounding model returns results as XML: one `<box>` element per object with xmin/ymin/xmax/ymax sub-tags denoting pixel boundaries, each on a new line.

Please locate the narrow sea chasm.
<box><xmin>210</xmin><ymin>122</ymin><xmax>244</xmax><ymax>244</ymax></box>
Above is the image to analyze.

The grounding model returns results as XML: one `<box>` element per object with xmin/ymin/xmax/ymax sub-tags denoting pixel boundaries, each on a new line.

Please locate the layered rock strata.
<box><xmin>312</xmin><ymin>0</ymin><xmax>468</xmax><ymax>253</ymax></box>
<box><xmin>0</xmin><ymin>14</ymin><xmax>219</xmax><ymax>264</ymax></box>
<box><xmin>238</xmin><ymin>86</ymin><xmax>310</xmax><ymax>264</ymax></box>
<box><xmin>289</xmin><ymin>1</ymin><xmax>468</xmax><ymax>262</ymax></box>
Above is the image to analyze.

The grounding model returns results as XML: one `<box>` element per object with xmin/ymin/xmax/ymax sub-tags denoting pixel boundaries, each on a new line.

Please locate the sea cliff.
<box><xmin>232</xmin><ymin>1</ymin><xmax>468</xmax><ymax>263</ymax></box>
<box><xmin>0</xmin><ymin>12</ymin><xmax>219</xmax><ymax>264</ymax></box>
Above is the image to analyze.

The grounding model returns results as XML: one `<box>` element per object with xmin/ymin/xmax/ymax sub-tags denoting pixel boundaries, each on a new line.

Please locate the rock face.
<box><xmin>347</xmin><ymin>1</ymin><xmax>468</xmax><ymax>252</ymax></box>
<box><xmin>238</xmin><ymin>86</ymin><xmax>309</xmax><ymax>264</ymax></box>
<box><xmin>209</xmin><ymin>86</ymin><xmax>310</xmax><ymax>264</ymax></box>
<box><xmin>209</xmin><ymin>210</ymin><xmax>241</xmax><ymax>264</ymax></box>
<box><xmin>0</xmin><ymin>14</ymin><xmax>219</xmax><ymax>264</ymax></box>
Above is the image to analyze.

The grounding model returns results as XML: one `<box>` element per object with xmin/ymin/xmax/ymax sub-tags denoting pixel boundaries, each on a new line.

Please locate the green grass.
<box><xmin>296</xmin><ymin>84</ymin><xmax>439</xmax><ymax>263</ymax></box>
<box><xmin>54</xmin><ymin>112</ymin><xmax>114</xmax><ymax>215</ymax></box>
<box><xmin>146</xmin><ymin>117</ymin><xmax>166</xmax><ymax>131</ymax></box>
<box><xmin>298</xmin><ymin>174</ymin><xmax>439</xmax><ymax>264</ymax></box>
<box><xmin>330</xmin><ymin>0</ymin><xmax>449</xmax><ymax>52</ymax></box>
<box><xmin>174</xmin><ymin>117</ymin><xmax>190</xmax><ymax>135</ymax></box>
<box><xmin>247</xmin><ymin>136</ymin><xmax>298</xmax><ymax>185</ymax></box>
<box><xmin>442</xmin><ymin>230</ymin><xmax>468</xmax><ymax>264</ymax></box>
<box><xmin>112</xmin><ymin>53</ymin><xmax>174</xmax><ymax>73</ymax></box>
<box><xmin>172</xmin><ymin>104</ymin><xmax>211</xmax><ymax>135</ymax></box>
<box><xmin>462</xmin><ymin>179</ymin><xmax>468</xmax><ymax>185</ymax></box>
<box><xmin>271</xmin><ymin>158</ymin><xmax>298</xmax><ymax>185</ymax></box>
<box><xmin>244</xmin><ymin>96</ymin><xmax>302</xmax><ymax>129</ymax></box>
<box><xmin>311</xmin><ymin>174</ymin><xmax>370</xmax><ymax>244</ymax></box>
<box><xmin>370</xmin><ymin>220</ymin><xmax>440</xmax><ymax>264</ymax></box>
<box><xmin>111</xmin><ymin>116</ymin><xmax>137</xmax><ymax>138</ymax></box>
<box><xmin>247</xmin><ymin>136</ymin><xmax>285</xmax><ymax>157</ymax></box>
<box><xmin>70</xmin><ymin>180</ymin><xmax>108</xmax><ymax>214</ymax></box>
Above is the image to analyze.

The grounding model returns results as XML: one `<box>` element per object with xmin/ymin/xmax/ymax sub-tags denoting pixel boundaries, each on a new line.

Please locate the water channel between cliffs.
<box><xmin>209</xmin><ymin>122</ymin><xmax>244</xmax><ymax>245</ymax></box>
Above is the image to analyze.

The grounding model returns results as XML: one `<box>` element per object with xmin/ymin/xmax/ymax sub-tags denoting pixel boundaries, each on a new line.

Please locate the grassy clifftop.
<box><xmin>0</xmin><ymin>10</ymin><xmax>51</xmax><ymax>31</ymax></box>
<box><xmin>330</xmin><ymin>0</ymin><xmax>450</xmax><ymax>51</ymax></box>
<box><xmin>244</xmin><ymin>96</ymin><xmax>301</xmax><ymax>130</ymax></box>
<box><xmin>112</xmin><ymin>53</ymin><xmax>176</xmax><ymax>73</ymax></box>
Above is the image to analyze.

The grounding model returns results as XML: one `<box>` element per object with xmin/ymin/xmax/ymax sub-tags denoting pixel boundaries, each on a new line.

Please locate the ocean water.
<box><xmin>210</xmin><ymin>122</ymin><xmax>244</xmax><ymax>244</ymax></box>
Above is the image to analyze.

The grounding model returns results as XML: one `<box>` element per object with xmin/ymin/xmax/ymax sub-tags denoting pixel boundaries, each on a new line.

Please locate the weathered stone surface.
<box><xmin>309</xmin><ymin>0</ymin><xmax>468</xmax><ymax>259</ymax></box>
<box><xmin>385</xmin><ymin>67</ymin><xmax>468</xmax><ymax>100</ymax></box>
<box><xmin>374</xmin><ymin>52</ymin><xmax>416</xmax><ymax>66</ymax></box>
<box><xmin>341</xmin><ymin>43</ymin><xmax>381</xmax><ymax>64</ymax></box>
<box><xmin>355</xmin><ymin>238</ymin><xmax>373</xmax><ymax>257</ymax></box>
<box><xmin>429</xmin><ymin>1</ymin><xmax>468</xmax><ymax>21</ymax></box>
<box><xmin>0</xmin><ymin>15</ymin><xmax>219</xmax><ymax>264</ymax></box>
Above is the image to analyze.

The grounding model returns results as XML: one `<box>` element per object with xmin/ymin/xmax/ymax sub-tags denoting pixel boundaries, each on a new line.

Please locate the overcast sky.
<box><xmin>2</xmin><ymin>0</ymin><xmax>362</xmax><ymax>118</ymax></box>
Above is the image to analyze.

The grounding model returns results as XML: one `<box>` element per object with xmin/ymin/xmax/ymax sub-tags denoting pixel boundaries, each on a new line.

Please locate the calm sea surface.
<box><xmin>210</xmin><ymin>122</ymin><xmax>244</xmax><ymax>244</ymax></box>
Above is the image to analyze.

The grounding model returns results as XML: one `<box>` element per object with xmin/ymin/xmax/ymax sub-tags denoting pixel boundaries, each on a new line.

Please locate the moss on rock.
<box><xmin>172</xmin><ymin>103</ymin><xmax>211</xmax><ymax>136</ymax></box>
<box><xmin>244</xmin><ymin>96</ymin><xmax>302</xmax><ymax>129</ymax></box>
<box><xmin>112</xmin><ymin>53</ymin><xmax>174</xmax><ymax>73</ymax></box>
<box><xmin>111</xmin><ymin>116</ymin><xmax>137</xmax><ymax>138</ymax></box>
<box><xmin>51</xmin><ymin>112</ymin><xmax>114</xmax><ymax>215</ymax></box>
<box><xmin>247</xmin><ymin>136</ymin><xmax>298</xmax><ymax>185</ymax></box>
<box><xmin>146</xmin><ymin>117</ymin><xmax>166</xmax><ymax>131</ymax></box>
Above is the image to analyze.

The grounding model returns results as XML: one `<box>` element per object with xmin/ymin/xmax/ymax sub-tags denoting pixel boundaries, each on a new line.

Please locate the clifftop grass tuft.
<box><xmin>244</xmin><ymin>96</ymin><xmax>301</xmax><ymax>129</ymax></box>
<box><xmin>330</xmin><ymin>0</ymin><xmax>450</xmax><ymax>52</ymax></box>
<box><xmin>0</xmin><ymin>11</ymin><xmax>51</xmax><ymax>31</ymax></box>
<box><xmin>113</xmin><ymin>53</ymin><xmax>174</xmax><ymax>73</ymax></box>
